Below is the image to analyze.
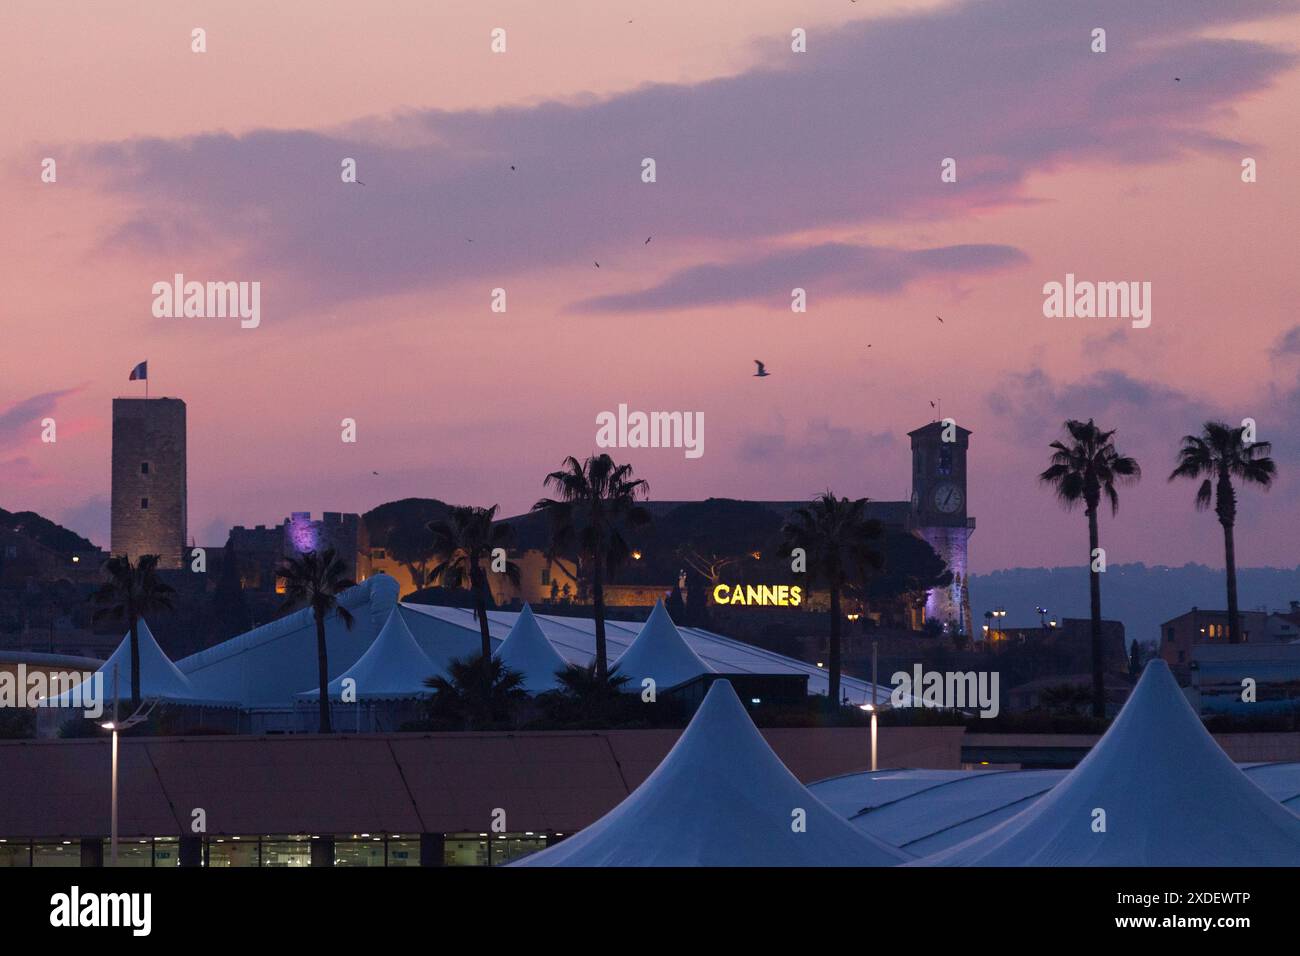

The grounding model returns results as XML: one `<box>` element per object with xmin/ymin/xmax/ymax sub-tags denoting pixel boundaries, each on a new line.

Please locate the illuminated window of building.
<box><xmin>32</xmin><ymin>842</ymin><xmax>80</xmax><ymax>867</ymax></box>
<box><xmin>0</xmin><ymin>841</ymin><xmax>31</xmax><ymax>867</ymax></box>
<box><xmin>386</xmin><ymin>839</ymin><xmax>419</xmax><ymax>867</ymax></box>
<box><xmin>153</xmin><ymin>837</ymin><xmax>179</xmax><ymax>867</ymax></box>
<box><xmin>261</xmin><ymin>835</ymin><xmax>311</xmax><ymax>867</ymax></box>
<box><xmin>107</xmin><ymin>840</ymin><xmax>154</xmax><ymax>867</ymax></box>
<box><xmin>491</xmin><ymin>834</ymin><xmax>549</xmax><ymax>865</ymax></box>
<box><xmin>207</xmin><ymin>838</ymin><xmax>260</xmax><ymax>867</ymax></box>
<box><xmin>334</xmin><ymin>839</ymin><xmax>385</xmax><ymax>867</ymax></box>
<box><xmin>444</xmin><ymin>833</ymin><xmax>489</xmax><ymax>866</ymax></box>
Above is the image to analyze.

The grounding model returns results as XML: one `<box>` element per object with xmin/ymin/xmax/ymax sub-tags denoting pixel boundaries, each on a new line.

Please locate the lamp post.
<box><xmin>99</xmin><ymin>665</ymin><xmax>153</xmax><ymax>867</ymax></box>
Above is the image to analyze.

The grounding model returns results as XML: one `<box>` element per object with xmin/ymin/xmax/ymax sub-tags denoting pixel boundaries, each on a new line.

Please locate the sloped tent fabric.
<box><xmin>495</xmin><ymin>604</ymin><xmax>569</xmax><ymax>693</ymax></box>
<box><xmin>176</xmin><ymin>574</ymin><xmax>400</xmax><ymax>707</ymax></box>
<box><xmin>612</xmin><ymin>599</ymin><xmax>713</xmax><ymax>690</ymax></box>
<box><xmin>513</xmin><ymin>680</ymin><xmax>909</xmax><ymax>866</ymax></box>
<box><xmin>46</xmin><ymin>618</ymin><xmax>237</xmax><ymax>708</ymax></box>
<box><xmin>296</xmin><ymin>606</ymin><xmax>438</xmax><ymax>700</ymax></box>
<box><xmin>915</xmin><ymin>660</ymin><xmax>1300</xmax><ymax>866</ymax></box>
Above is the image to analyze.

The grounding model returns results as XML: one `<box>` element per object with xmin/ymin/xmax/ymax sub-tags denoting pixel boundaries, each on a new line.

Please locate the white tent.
<box><xmin>915</xmin><ymin>660</ymin><xmax>1300</xmax><ymax>866</ymax></box>
<box><xmin>495</xmin><ymin>604</ymin><xmax>569</xmax><ymax>693</ymax></box>
<box><xmin>613</xmin><ymin>599</ymin><xmax>713</xmax><ymax>690</ymax></box>
<box><xmin>296</xmin><ymin>606</ymin><xmax>438</xmax><ymax>700</ymax></box>
<box><xmin>513</xmin><ymin>679</ymin><xmax>909</xmax><ymax>866</ymax></box>
<box><xmin>48</xmin><ymin>618</ymin><xmax>236</xmax><ymax>708</ymax></box>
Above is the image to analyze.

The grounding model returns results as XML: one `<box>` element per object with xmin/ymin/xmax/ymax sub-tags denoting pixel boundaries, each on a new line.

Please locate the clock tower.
<box><xmin>908</xmin><ymin>420</ymin><xmax>973</xmax><ymax>634</ymax></box>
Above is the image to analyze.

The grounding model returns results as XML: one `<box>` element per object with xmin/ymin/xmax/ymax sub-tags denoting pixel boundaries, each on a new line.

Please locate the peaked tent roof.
<box><xmin>914</xmin><ymin>660</ymin><xmax>1300</xmax><ymax>866</ymax></box>
<box><xmin>297</xmin><ymin>606</ymin><xmax>438</xmax><ymax>700</ymax></box>
<box><xmin>613</xmin><ymin>599</ymin><xmax>713</xmax><ymax>690</ymax></box>
<box><xmin>48</xmin><ymin>619</ymin><xmax>237</xmax><ymax>708</ymax></box>
<box><xmin>177</xmin><ymin>574</ymin><xmax>400</xmax><ymax>707</ymax></box>
<box><xmin>513</xmin><ymin>680</ymin><xmax>909</xmax><ymax>866</ymax></box>
<box><xmin>495</xmin><ymin>604</ymin><xmax>569</xmax><ymax>693</ymax></box>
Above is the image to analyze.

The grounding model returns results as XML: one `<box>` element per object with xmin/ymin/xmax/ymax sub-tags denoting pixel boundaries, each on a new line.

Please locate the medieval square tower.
<box><xmin>111</xmin><ymin>398</ymin><xmax>188</xmax><ymax>570</ymax></box>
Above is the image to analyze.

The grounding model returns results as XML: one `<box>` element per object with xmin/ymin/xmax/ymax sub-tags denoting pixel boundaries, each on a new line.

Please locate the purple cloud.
<box><xmin>78</xmin><ymin>0</ymin><xmax>1296</xmax><ymax>316</ymax></box>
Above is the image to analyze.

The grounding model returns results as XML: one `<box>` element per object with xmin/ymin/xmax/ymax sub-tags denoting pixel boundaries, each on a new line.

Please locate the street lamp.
<box><xmin>98</xmin><ymin>665</ymin><xmax>153</xmax><ymax>866</ymax></box>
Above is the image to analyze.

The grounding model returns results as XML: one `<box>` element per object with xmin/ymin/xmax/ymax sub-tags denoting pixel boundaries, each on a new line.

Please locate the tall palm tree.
<box><xmin>532</xmin><ymin>455</ymin><xmax>650</xmax><ymax>679</ymax></box>
<box><xmin>427</xmin><ymin>505</ymin><xmax>520</xmax><ymax>699</ymax></box>
<box><xmin>1169</xmin><ymin>421</ymin><xmax>1276</xmax><ymax>644</ymax></box>
<box><xmin>779</xmin><ymin>492</ymin><xmax>884</xmax><ymax>711</ymax></box>
<box><xmin>1039</xmin><ymin>419</ymin><xmax>1140</xmax><ymax>718</ymax></box>
<box><xmin>91</xmin><ymin>554</ymin><xmax>176</xmax><ymax>708</ymax></box>
<box><xmin>277</xmin><ymin>548</ymin><xmax>355</xmax><ymax>733</ymax></box>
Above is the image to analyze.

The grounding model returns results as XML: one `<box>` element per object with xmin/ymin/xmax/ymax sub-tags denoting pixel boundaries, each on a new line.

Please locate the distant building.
<box><xmin>1159</xmin><ymin>607</ymin><xmax>1270</xmax><ymax>681</ymax></box>
<box><xmin>111</xmin><ymin>398</ymin><xmax>187</xmax><ymax>569</ymax></box>
<box><xmin>283</xmin><ymin>512</ymin><xmax>371</xmax><ymax>585</ymax></box>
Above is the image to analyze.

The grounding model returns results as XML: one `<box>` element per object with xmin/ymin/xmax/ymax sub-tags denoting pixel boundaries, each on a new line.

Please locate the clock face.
<box><xmin>932</xmin><ymin>482</ymin><xmax>963</xmax><ymax>514</ymax></box>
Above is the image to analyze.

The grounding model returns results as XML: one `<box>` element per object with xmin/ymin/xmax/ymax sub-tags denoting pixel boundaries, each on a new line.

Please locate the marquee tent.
<box><xmin>48</xmin><ymin>618</ymin><xmax>237</xmax><ymax>709</ymax></box>
<box><xmin>494</xmin><ymin>604</ymin><xmax>569</xmax><ymax>693</ymax></box>
<box><xmin>914</xmin><ymin>660</ymin><xmax>1300</xmax><ymax>866</ymax></box>
<box><xmin>296</xmin><ymin>606</ymin><xmax>438</xmax><ymax>700</ymax></box>
<box><xmin>612</xmin><ymin>599</ymin><xmax>713</xmax><ymax>690</ymax></box>
<box><xmin>512</xmin><ymin>679</ymin><xmax>910</xmax><ymax>866</ymax></box>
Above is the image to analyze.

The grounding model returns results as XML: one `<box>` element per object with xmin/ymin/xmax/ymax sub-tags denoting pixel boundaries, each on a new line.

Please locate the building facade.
<box><xmin>908</xmin><ymin>421</ymin><xmax>974</xmax><ymax>635</ymax></box>
<box><xmin>110</xmin><ymin>398</ymin><xmax>187</xmax><ymax>570</ymax></box>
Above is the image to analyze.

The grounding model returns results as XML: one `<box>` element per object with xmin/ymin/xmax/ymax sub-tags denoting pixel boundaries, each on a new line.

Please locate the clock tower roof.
<box><xmin>908</xmin><ymin>420</ymin><xmax>972</xmax><ymax>439</ymax></box>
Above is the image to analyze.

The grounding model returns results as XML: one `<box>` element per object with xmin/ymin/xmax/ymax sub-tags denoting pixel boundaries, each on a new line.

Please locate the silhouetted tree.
<box><xmin>277</xmin><ymin>548</ymin><xmax>355</xmax><ymax>733</ymax></box>
<box><xmin>91</xmin><ymin>554</ymin><xmax>176</xmax><ymax>707</ymax></box>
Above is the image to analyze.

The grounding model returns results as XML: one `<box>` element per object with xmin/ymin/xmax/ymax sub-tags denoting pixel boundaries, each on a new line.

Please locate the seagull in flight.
<box><xmin>644</xmin><ymin>236</ymin><xmax>652</xmax><ymax>244</ymax></box>
<box><xmin>936</xmin><ymin>314</ymin><xmax>945</xmax><ymax>323</ymax></box>
<box><xmin>754</xmin><ymin>360</ymin><xmax>770</xmax><ymax>378</ymax></box>
<box><xmin>594</xmin><ymin>260</ymin><xmax>601</xmax><ymax>268</ymax></box>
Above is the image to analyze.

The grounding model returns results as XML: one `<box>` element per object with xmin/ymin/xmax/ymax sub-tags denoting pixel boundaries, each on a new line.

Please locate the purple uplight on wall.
<box><xmin>287</xmin><ymin>512</ymin><xmax>319</xmax><ymax>554</ymax></box>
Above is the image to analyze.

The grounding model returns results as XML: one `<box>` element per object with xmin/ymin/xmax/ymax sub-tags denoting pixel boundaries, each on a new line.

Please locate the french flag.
<box><xmin>128</xmin><ymin>360</ymin><xmax>147</xmax><ymax>381</ymax></box>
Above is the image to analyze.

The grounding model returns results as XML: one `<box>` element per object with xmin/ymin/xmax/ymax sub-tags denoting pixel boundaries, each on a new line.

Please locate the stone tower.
<box><xmin>111</xmin><ymin>398</ymin><xmax>187</xmax><ymax>570</ymax></box>
<box><xmin>908</xmin><ymin>420</ymin><xmax>973</xmax><ymax>634</ymax></box>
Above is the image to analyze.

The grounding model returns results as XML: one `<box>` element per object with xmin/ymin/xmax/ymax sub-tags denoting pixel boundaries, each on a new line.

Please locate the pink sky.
<box><xmin>3</xmin><ymin>0</ymin><xmax>1299</xmax><ymax>574</ymax></box>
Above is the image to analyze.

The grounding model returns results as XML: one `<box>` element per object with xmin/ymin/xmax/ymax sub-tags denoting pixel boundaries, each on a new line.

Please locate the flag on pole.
<box><xmin>128</xmin><ymin>361</ymin><xmax>147</xmax><ymax>381</ymax></box>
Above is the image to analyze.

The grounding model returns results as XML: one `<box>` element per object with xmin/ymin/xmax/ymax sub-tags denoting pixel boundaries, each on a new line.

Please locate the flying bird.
<box><xmin>1174</xmin><ymin>77</ymin><xmax>1181</xmax><ymax>82</ymax></box>
<box><xmin>594</xmin><ymin>260</ymin><xmax>601</xmax><ymax>268</ymax></box>
<box><xmin>929</xmin><ymin>401</ymin><xmax>937</xmax><ymax>409</ymax></box>
<box><xmin>754</xmin><ymin>360</ymin><xmax>770</xmax><ymax>377</ymax></box>
<box><xmin>510</xmin><ymin>165</ymin><xmax>516</xmax><ymax>171</ymax></box>
<box><xmin>936</xmin><ymin>315</ymin><xmax>944</xmax><ymax>323</ymax></box>
<box><xmin>644</xmin><ymin>236</ymin><xmax>652</xmax><ymax>244</ymax></box>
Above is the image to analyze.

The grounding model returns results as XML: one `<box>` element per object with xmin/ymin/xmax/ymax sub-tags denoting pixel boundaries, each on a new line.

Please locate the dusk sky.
<box><xmin>3</xmin><ymin>0</ymin><xmax>1299</xmax><ymax>574</ymax></box>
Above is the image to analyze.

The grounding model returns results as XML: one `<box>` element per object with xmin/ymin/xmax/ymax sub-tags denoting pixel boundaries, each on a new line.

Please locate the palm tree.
<box><xmin>276</xmin><ymin>548</ymin><xmax>355</xmax><ymax>733</ymax></box>
<box><xmin>91</xmin><ymin>554</ymin><xmax>176</xmax><ymax>708</ymax></box>
<box><xmin>422</xmin><ymin>653</ymin><xmax>528</xmax><ymax>729</ymax></box>
<box><xmin>779</xmin><ymin>492</ymin><xmax>885</xmax><ymax>710</ymax></box>
<box><xmin>532</xmin><ymin>454</ymin><xmax>650</xmax><ymax>679</ymax></box>
<box><xmin>1039</xmin><ymin>419</ymin><xmax>1140</xmax><ymax>718</ymax></box>
<box><xmin>427</xmin><ymin>505</ymin><xmax>520</xmax><ymax>699</ymax></box>
<box><xmin>1169</xmin><ymin>421</ymin><xmax>1276</xmax><ymax>644</ymax></box>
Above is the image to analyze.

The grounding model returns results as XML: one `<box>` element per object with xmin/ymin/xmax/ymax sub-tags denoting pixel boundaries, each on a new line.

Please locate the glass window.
<box><xmin>334</xmin><ymin>840</ymin><xmax>385</xmax><ymax>867</ymax></box>
<box><xmin>491</xmin><ymin>835</ymin><xmax>549</xmax><ymax>865</ymax></box>
<box><xmin>208</xmin><ymin>838</ymin><xmax>259</xmax><ymax>868</ymax></box>
<box><xmin>140</xmin><ymin>498</ymin><xmax>149</xmax><ymax>510</ymax></box>
<box><xmin>32</xmin><ymin>842</ymin><xmax>80</xmax><ymax>867</ymax></box>
<box><xmin>0</xmin><ymin>842</ymin><xmax>30</xmax><ymax>867</ymax></box>
<box><xmin>152</xmin><ymin>837</ymin><xmax>180</xmax><ymax>867</ymax></box>
<box><xmin>444</xmin><ymin>834</ymin><xmax>489</xmax><ymax>866</ymax></box>
<box><xmin>140</xmin><ymin>462</ymin><xmax>150</xmax><ymax>475</ymax></box>
<box><xmin>541</xmin><ymin>568</ymin><xmax>551</xmax><ymax>586</ymax></box>
<box><xmin>261</xmin><ymin>837</ymin><xmax>311</xmax><ymax>868</ymax></box>
<box><xmin>108</xmin><ymin>840</ymin><xmax>154</xmax><ymax>867</ymax></box>
<box><xmin>386</xmin><ymin>840</ymin><xmax>419</xmax><ymax>867</ymax></box>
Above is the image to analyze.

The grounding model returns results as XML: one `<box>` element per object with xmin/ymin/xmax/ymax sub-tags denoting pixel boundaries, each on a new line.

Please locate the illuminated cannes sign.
<box><xmin>712</xmin><ymin>584</ymin><xmax>802</xmax><ymax>606</ymax></box>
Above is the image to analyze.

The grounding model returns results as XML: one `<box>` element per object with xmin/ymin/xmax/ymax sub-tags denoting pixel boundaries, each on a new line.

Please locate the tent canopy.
<box><xmin>914</xmin><ymin>660</ymin><xmax>1300</xmax><ymax>866</ymax></box>
<box><xmin>612</xmin><ymin>599</ymin><xmax>713</xmax><ymax>691</ymax></box>
<box><xmin>495</xmin><ymin>604</ymin><xmax>569</xmax><ymax>693</ymax></box>
<box><xmin>297</xmin><ymin>606</ymin><xmax>438</xmax><ymax>700</ymax></box>
<box><xmin>513</xmin><ymin>679</ymin><xmax>909</xmax><ymax>866</ymax></box>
